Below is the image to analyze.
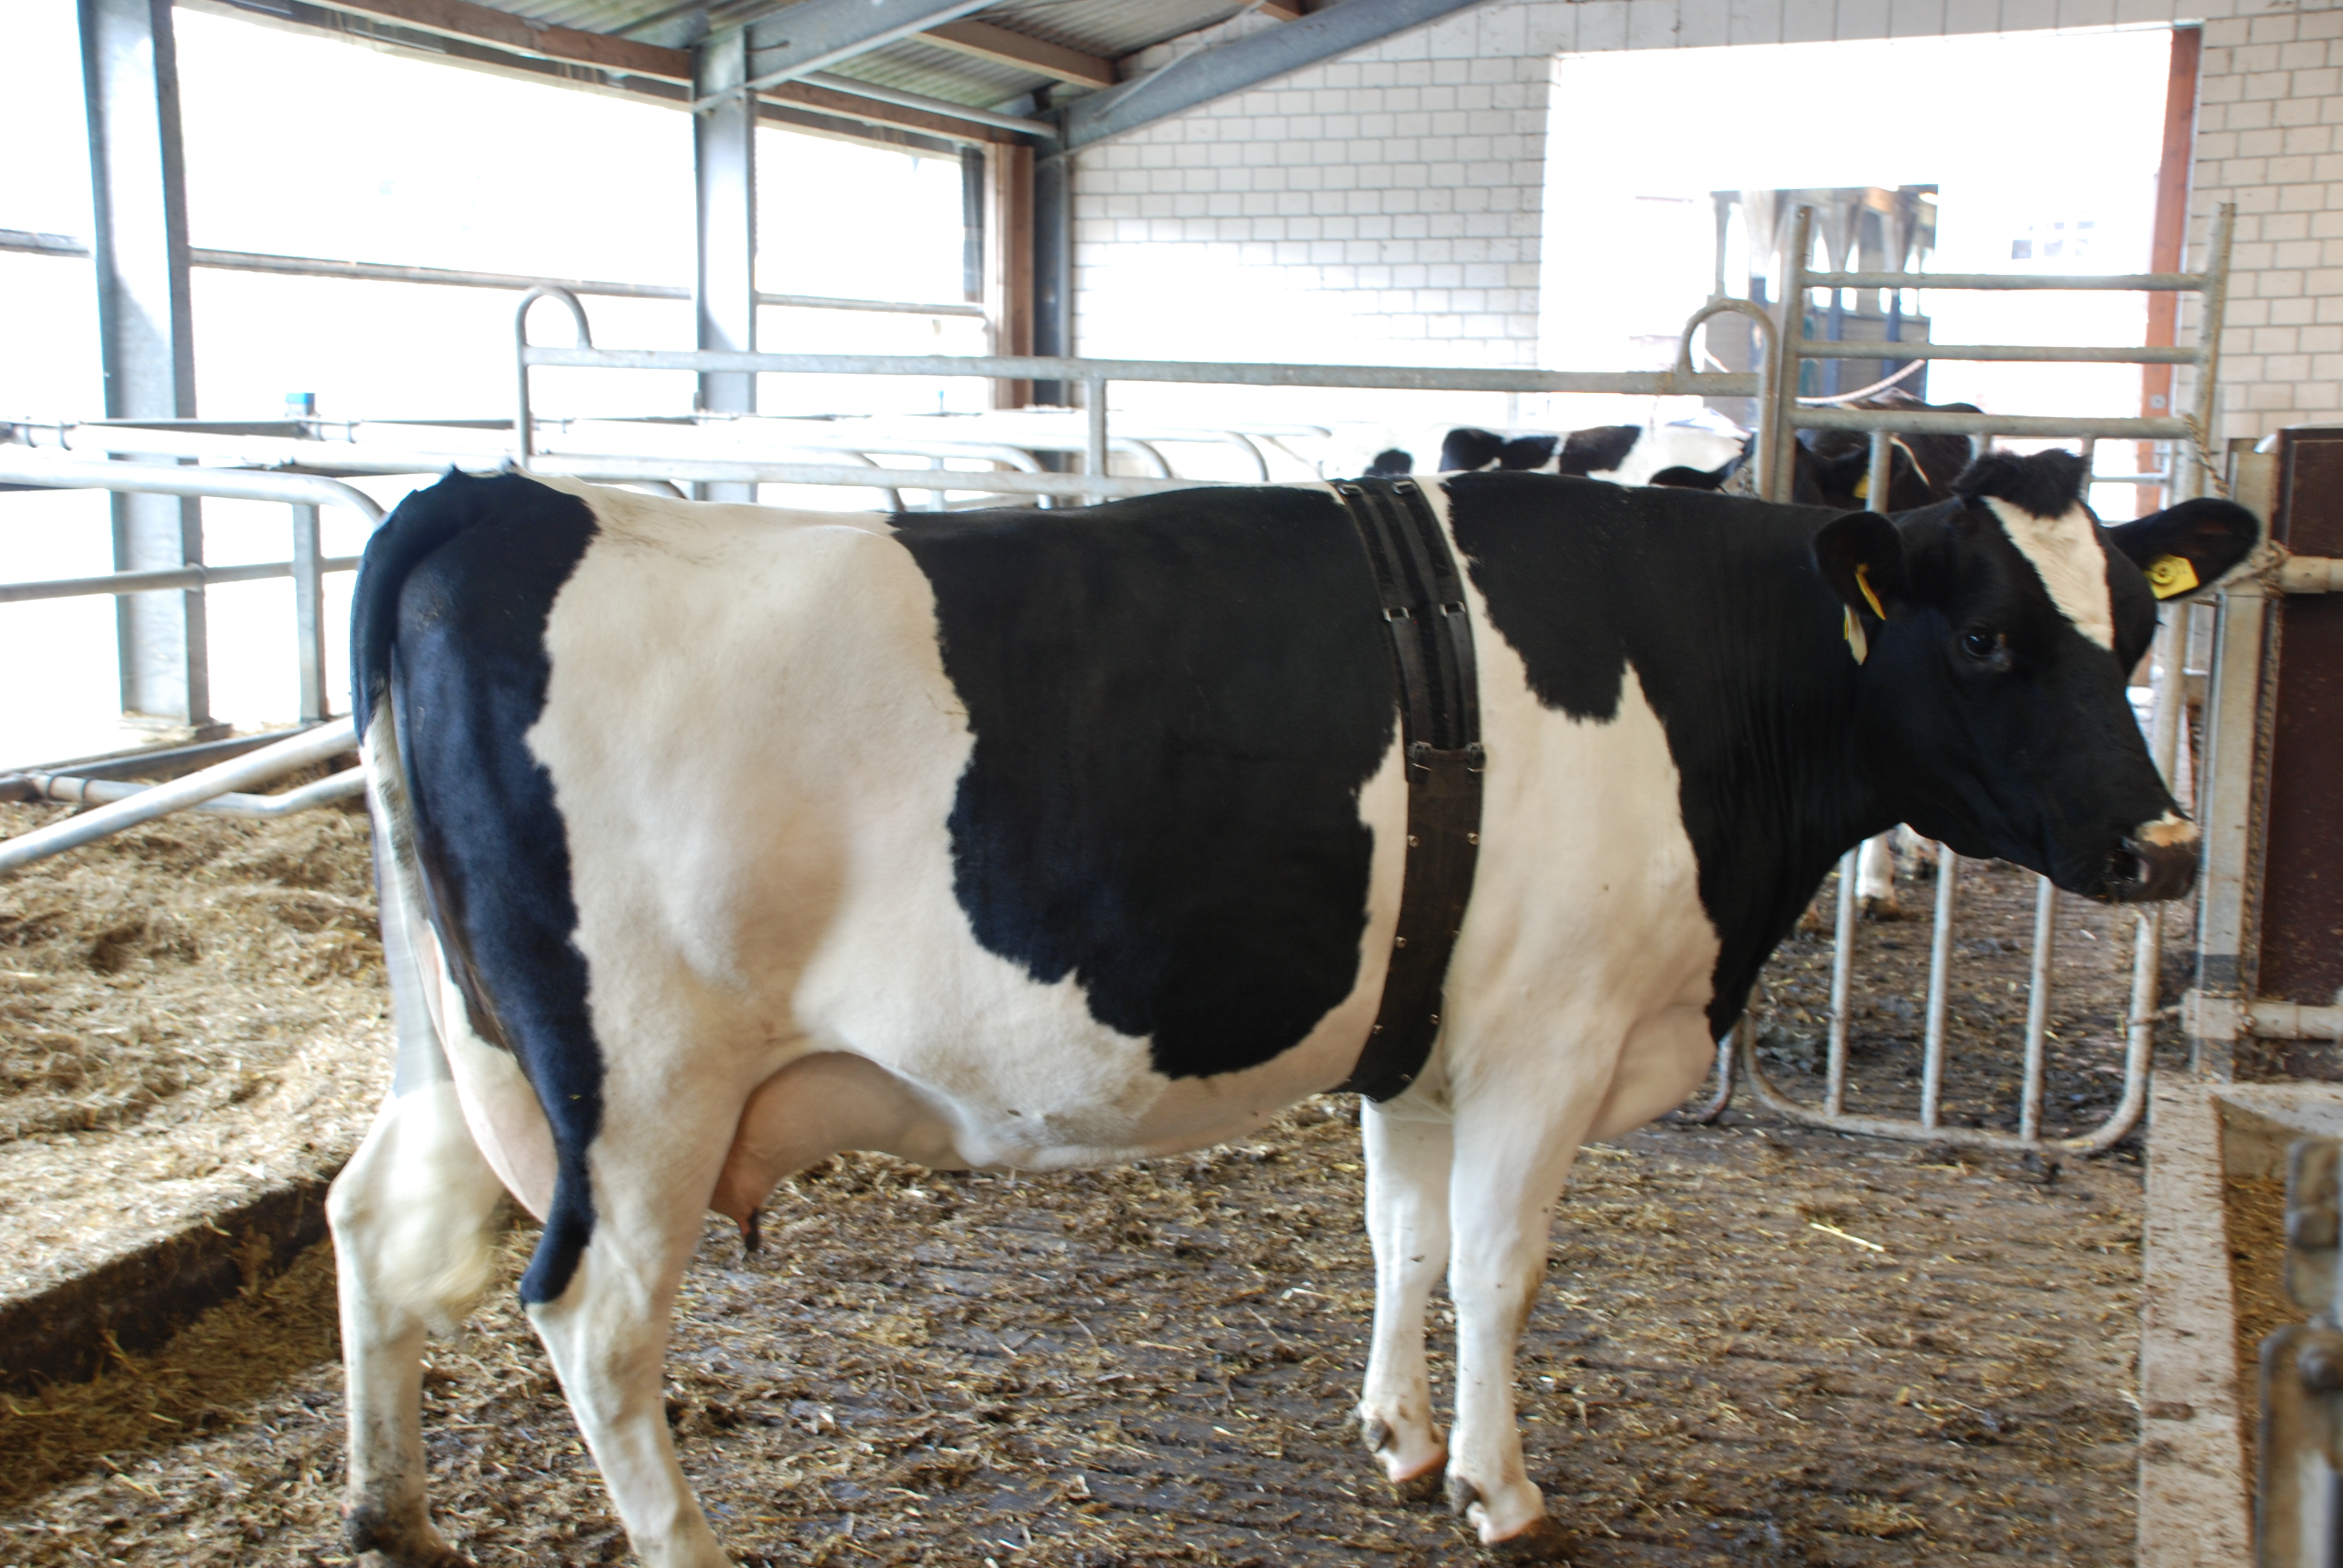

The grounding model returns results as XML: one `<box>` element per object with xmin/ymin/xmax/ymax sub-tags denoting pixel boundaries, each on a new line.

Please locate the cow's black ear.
<box><xmin>2103</xmin><ymin>497</ymin><xmax>2264</xmax><ymax>598</ymax></box>
<box><xmin>1812</xmin><ymin>510</ymin><xmax>1907</xmax><ymax>625</ymax></box>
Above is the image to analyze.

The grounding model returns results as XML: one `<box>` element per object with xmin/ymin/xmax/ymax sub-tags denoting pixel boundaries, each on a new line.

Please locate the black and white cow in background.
<box><xmin>330</xmin><ymin>449</ymin><xmax>2256</xmax><ymax>1565</ymax></box>
<box><xmin>1795</xmin><ymin>389</ymin><xmax>1981</xmax><ymax>515</ymax></box>
<box><xmin>1365</xmin><ymin>417</ymin><xmax>1751</xmax><ymax>489</ymax></box>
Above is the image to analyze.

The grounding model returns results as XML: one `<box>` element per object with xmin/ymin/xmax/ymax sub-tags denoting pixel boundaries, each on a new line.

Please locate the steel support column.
<box><xmin>693</xmin><ymin>27</ymin><xmax>757</xmax><ymax>502</ymax></box>
<box><xmin>79</xmin><ymin>0</ymin><xmax>211</xmax><ymax>730</ymax></box>
<box><xmin>1031</xmin><ymin>152</ymin><xmax>1072</xmax><ymax>409</ymax></box>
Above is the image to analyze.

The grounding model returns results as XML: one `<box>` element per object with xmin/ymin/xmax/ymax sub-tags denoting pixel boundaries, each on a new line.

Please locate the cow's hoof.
<box><xmin>1388</xmin><ymin>1457</ymin><xmax>1446</xmax><ymax>1503</ymax></box>
<box><xmin>346</xmin><ymin>1504</ymin><xmax>478</xmax><ymax>1568</ymax></box>
<box><xmin>1857</xmin><ymin>895</ymin><xmax>1907</xmax><ymax>922</ymax></box>
<box><xmin>1448</xmin><ymin>1478</ymin><xmax>1565</xmax><ymax>1560</ymax></box>
<box><xmin>1478</xmin><ymin>1515</ymin><xmax>1570</xmax><ymax>1562</ymax></box>
<box><xmin>1361</xmin><ymin>1415</ymin><xmax>1447</xmax><ymax>1501</ymax></box>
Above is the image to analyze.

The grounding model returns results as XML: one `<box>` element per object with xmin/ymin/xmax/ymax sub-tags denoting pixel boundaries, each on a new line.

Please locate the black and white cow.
<box><xmin>1795</xmin><ymin>390</ymin><xmax>1981</xmax><ymax>515</ymax></box>
<box><xmin>1366</xmin><ymin>419</ymin><xmax>1751</xmax><ymax>489</ymax></box>
<box><xmin>330</xmin><ymin>450</ymin><xmax>2256</xmax><ymax>1566</ymax></box>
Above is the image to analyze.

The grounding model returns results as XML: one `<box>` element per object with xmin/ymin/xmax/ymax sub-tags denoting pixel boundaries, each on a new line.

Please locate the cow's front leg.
<box><xmin>1439</xmin><ymin>1088</ymin><xmax>1597</xmax><ymax>1558</ymax></box>
<box><xmin>1357</xmin><ymin>1096</ymin><xmax>1453</xmax><ymax>1497</ymax></box>
<box><xmin>1855</xmin><ymin>831</ymin><xmax>1901</xmax><ymax>916</ymax></box>
<box><xmin>525</xmin><ymin>1106</ymin><xmax>736</xmax><ymax>1568</ymax></box>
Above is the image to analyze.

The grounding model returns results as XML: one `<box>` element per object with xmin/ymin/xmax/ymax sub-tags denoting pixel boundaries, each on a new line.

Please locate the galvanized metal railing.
<box><xmin>0</xmin><ymin>452</ymin><xmax>384</xmax><ymax>728</ymax></box>
<box><xmin>511</xmin><ymin>285</ymin><xmax>1778</xmax><ymax>503</ymax></box>
<box><xmin>1723</xmin><ymin>203</ymin><xmax>2238</xmax><ymax>1154</ymax></box>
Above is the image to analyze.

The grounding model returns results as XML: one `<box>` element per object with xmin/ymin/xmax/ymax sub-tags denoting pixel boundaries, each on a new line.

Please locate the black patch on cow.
<box><xmin>1648</xmin><ymin>464</ymin><xmax>1729</xmax><ymax>491</ymax></box>
<box><xmin>1439</xmin><ymin>427</ymin><xmax>1506</xmax><ymax>472</ymax></box>
<box><xmin>1443</xmin><ymin>471</ymin><xmax>1878</xmax><ymax>1037</ymax></box>
<box><xmin>352</xmin><ymin>470</ymin><xmax>605</xmax><ymax>1306</ymax></box>
<box><xmin>1557</xmin><ymin>425</ymin><xmax>1640</xmax><ymax>477</ymax></box>
<box><xmin>1499</xmin><ymin>434</ymin><xmax>1561</xmax><ymax>471</ymax></box>
<box><xmin>1364</xmin><ymin>448</ymin><xmax>1415</xmax><ymax>478</ymax></box>
<box><xmin>894</xmin><ymin>489</ymin><xmax>1396</xmax><ymax>1081</ymax></box>
<box><xmin>1955</xmin><ymin>449</ymin><xmax>2089</xmax><ymax>519</ymax></box>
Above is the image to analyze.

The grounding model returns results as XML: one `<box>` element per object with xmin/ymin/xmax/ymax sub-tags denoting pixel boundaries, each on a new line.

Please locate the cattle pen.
<box><xmin>11</xmin><ymin>4</ymin><xmax>2343</xmax><ymax>1565</ymax></box>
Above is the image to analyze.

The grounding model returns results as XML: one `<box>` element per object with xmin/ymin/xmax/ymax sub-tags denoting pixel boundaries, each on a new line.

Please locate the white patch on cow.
<box><xmin>2138</xmin><ymin>810</ymin><xmax>2198</xmax><ymax>848</ymax></box>
<box><xmin>1587</xmin><ymin>422</ymin><xmax>1749</xmax><ymax>488</ymax></box>
<box><xmin>1982</xmin><ymin>495</ymin><xmax>2114</xmax><ymax>650</ymax></box>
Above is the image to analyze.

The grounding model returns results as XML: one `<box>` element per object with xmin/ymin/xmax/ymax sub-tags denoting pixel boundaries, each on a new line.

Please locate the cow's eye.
<box><xmin>1958</xmin><ymin>628</ymin><xmax>2008</xmax><ymax>667</ymax></box>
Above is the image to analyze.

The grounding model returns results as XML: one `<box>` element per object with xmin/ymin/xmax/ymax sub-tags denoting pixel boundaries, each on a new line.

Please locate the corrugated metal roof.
<box><xmin>266</xmin><ymin>0</ymin><xmax>1288</xmax><ymax>115</ymax></box>
<box><xmin>826</xmin><ymin>37</ymin><xmax>1051</xmax><ymax>108</ymax></box>
<box><xmin>487</xmin><ymin>0</ymin><xmax>684</xmax><ymax>34</ymax></box>
<box><xmin>977</xmin><ymin>0</ymin><xmax>1254</xmax><ymax>61</ymax></box>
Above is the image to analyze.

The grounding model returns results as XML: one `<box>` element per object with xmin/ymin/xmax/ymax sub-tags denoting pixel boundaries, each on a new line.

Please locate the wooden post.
<box><xmin>2141</xmin><ymin>25</ymin><xmax>2203</xmax><ymax>517</ymax></box>
<box><xmin>985</xmin><ymin>143</ymin><xmax>1034</xmax><ymax>410</ymax></box>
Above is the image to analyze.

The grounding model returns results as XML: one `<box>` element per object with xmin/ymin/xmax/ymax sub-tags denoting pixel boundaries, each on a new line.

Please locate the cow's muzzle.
<box><xmin>2099</xmin><ymin>826</ymin><xmax>2200</xmax><ymax>904</ymax></box>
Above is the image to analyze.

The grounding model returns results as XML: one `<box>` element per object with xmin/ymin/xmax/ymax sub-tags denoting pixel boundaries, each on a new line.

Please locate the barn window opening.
<box><xmin>1542</xmin><ymin>27</ymin><xmax>2173</xmax><ymax>519</ymax></box>
<box><xmin>0</xmin><ymin>4</ymin><xmax>977</xmax><ymax>765</ymax></box>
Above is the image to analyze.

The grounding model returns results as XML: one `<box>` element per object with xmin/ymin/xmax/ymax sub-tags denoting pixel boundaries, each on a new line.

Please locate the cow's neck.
<box><xmin>1614</xmin><ymin>513</ymin><xmax>1895</xmax><ymax>1034</ymax></box>
<box><xmin>1449</xmin><ymin>474</ymin><xmax>1892</xmax><ymax>1039</ymax></box>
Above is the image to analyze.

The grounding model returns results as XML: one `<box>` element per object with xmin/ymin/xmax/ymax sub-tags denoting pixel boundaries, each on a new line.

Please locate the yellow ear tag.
<box><xmin>1855</xmin><ymin>562</ymin><xmax>1887</xmax><ymax>620</ymax></box>
<box><xmin>1844</xmin><ymin>606</ymin><xmax>1869</xmax><ymax>664</ymax></box>
<box><xmin>2145</xmin><ymin>554</ymin><xmax>2200</xmax><ymax>599</ymax></box>
<box><xmin>1852</xmin><ymin>472</ymin><xmax>1869</xmax><ymax>500</ymax></box>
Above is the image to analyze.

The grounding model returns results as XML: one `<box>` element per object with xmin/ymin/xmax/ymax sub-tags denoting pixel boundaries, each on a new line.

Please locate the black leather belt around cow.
<box><xmin>1331</xmin><ymin>477</ymin><xmax>1485</xmax><ymax>1102</ymax></box>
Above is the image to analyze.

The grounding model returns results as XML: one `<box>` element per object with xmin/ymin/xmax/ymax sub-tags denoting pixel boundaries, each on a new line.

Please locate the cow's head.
<box><xmin>1812</xmin><ymin>449</ymin><xmax>2261</xmax><ymax>903</ymax></box>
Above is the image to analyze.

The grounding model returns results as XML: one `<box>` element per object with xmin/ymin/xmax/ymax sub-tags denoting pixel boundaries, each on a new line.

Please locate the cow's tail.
<box><xmin>349</xmin><ymin>470</ymin><xmax>503</xmax><ymax>1099</ymax></box>
<box><xmin>334</xmin><ymin>472</ymin><xmax>512</xmax><ymax>1334</ymax></box>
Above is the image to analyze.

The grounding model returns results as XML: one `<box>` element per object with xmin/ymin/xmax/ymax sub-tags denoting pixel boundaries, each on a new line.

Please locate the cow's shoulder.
<box><xmin>890</xmin><ymin>486</ymin><xmax>1400</xmax><ymax>1082</ymax></box>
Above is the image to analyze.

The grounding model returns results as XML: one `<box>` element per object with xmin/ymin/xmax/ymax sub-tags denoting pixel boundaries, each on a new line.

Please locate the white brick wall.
<box><xmin>1073</xmin><ymin>8</ymin><xmax>1550</xmax><ymax>430</ymax></box>
<box><xmin>2186</xmin><ymin>5</ymin><xmax>2343</xmax><ymax>437</ymax></box>
<box><xmin>1073</xmin><ymin>0</ymin><xmax>2332</xmax><ymax>445</ymax></box>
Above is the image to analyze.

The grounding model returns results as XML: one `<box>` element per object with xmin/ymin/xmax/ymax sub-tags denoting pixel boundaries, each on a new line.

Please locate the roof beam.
<box><xmin>920</xmin><ymin>18</ymin><xmax>1113</xmax><ymax>90</ymax></box>
<box><xmin>300</xmin><ymin>0</ymin><xmax>691</xmax><ymax>80</ymax></box>
<box><xmin>723</xmin><ymin>0</ymin><xmax>997</xmax><ymax>105</ymax></box>
<box><xmin>1061</xmin><ymin>0</ymin><xmax>1493</xmax><ymax>152</ymax></box>
<box><xmin>761</xmin><ymin>76</ymin><xmax>1015</xmax><ymax>143</ymax></box>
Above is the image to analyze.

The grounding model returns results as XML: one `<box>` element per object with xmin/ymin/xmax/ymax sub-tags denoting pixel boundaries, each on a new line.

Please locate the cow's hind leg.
<box><xmin>330</xmin><ymin>1077</ymin><xmax>506</xmax><ymax>1567</ymax></box>
<box><xmin>523</xmin><ymin>1090</ymin><xmax>738</xmax><ymax>1568</ymax></box>
<box><xmin>1357</xmin><ymin>1096</ymin><xmax>1453</xmax><ymax>1498</ymax></box>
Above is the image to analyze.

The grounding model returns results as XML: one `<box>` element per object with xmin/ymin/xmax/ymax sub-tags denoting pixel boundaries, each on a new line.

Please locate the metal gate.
<box><xmin>1708</xmin><ymin>202</ymin><xmax>2236</xmax><ymax>1152</ymax></box>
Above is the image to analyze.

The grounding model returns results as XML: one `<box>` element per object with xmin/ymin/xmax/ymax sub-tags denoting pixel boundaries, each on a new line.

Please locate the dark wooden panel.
<box><xmin>2259</xmin><ymin>429</ymin><xmax>2343</xmax><ymax>1007</ymax></box>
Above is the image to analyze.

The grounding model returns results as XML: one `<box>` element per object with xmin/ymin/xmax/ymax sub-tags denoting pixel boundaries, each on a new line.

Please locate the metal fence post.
<box><xmin>1767</xmin><ymin>206</ymin><xmax>1814</xmax><ymax>503</ymax></box>
<box><xmin>290</xmin><ymin>501</ymin><xmax>327</xmax><ymax>721</ymax></box>
<box><xmin>80</xmin><ymin>0</ymin><xmax>214</xmax><ymax>734</ymax></box>
<box><xmin>1084</xmin><ymin>374</ymin><xmax>1109</xmax><ymax>503</ymax></box>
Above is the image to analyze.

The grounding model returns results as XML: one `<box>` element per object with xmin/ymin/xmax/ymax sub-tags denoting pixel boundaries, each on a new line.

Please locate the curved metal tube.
<box><xmin>1672</xmin><ymin>296</ymin><xmax>1778</xmax><ymax>497</ymax></box>
<box><xmin>0</xmin><ymin>717</ymin><xmax>358</xmax><ymax>876</ymax></box>
<box><xmin>1221</xmin><ymin>432</ymin><xmax>1272</xmax><ymax>481</ymax></box>
<box><xmin>515</xmin><ymin>286</ymin><xmax>594</xmax><ymax>461</ymax></box>
<box><xmin>30</xmin><ymin>765</ymin><xmax>365</xmax><ymax>818</ymax></box>
<box><xmin>0</xmin><ymin>451</ymin><xmax>384</xmax><ymax>526</ymax></box>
